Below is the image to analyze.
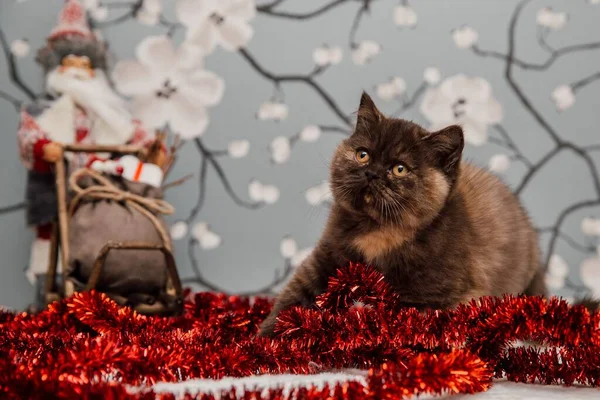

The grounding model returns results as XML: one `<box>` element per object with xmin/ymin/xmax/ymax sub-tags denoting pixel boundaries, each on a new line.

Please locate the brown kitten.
<box><xmin>259</xmin><ymin>92</ymin><xmax>544</xmax><ymax>336</ymax></box>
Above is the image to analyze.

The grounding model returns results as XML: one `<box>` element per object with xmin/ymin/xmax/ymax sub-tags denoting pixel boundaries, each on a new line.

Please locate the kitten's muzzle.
<box><xmin>364</xmin><ymin>170</ymin><xmax>380</xmax><ymax>181</ymax></box>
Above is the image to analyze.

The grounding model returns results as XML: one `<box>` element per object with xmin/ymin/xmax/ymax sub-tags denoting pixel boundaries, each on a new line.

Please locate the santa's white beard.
<box><xmin>46</xmin><ymin>67</ymin><xmax>135</xmax><ymax>145</ymax></box>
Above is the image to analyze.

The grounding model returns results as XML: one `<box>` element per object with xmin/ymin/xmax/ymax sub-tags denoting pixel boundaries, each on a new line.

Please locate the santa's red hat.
<box><xmin>48</xmin><ymin>0</ymin><xmax>93</xmax><ymax>42</ymax></box>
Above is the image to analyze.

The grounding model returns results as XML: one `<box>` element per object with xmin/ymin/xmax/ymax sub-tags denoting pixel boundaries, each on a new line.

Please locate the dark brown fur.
<box><xmin>259</xmin><ymin>93</ymin><xmax>544</xmax><ymax>336</ymax></box>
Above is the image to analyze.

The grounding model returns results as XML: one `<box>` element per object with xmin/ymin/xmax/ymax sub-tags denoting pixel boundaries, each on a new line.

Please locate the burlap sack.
<box><xmin>67</xmin><ymin>174</ymin><xmax>171</xmax><ymax>296</ymax></box>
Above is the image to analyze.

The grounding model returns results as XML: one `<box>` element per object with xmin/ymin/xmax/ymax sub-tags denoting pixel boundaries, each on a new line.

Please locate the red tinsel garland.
<box><xmin>0</xmin><ymin>263</ymin><xmax>599</xmax><ymax>399</ymax></box>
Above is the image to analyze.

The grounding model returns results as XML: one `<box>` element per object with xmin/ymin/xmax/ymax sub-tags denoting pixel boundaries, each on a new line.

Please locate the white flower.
<box><xmin>142</xmin><ymin>0</ymin><xmax>162</xmax><ymax>14</ymax></box>
<box><xmin>328</xmin><ymin>46</ymin><xmax>343</xmax><ymax>65</ymax></box>
<box><xmin>112</xmin><ymin>36</ymin><xmax>223</xmax><ymax>138</ymax></box>
<box><xmin>488</xmin><ymin>154</ymin><xmax>511</xmax><ymax>173</ymax></box>
<box><xmin>248</xmin><ymin>179</ymin><xmax>280</xmax><ymax>204</ymax></box>
<box><xmin>393</xmin><ymin>5</ymin><xmax>417</xmax><ymax>28</ymax></box>
<box><xmin>537</xmin><ymin>8</ymin><xmax>567</xmax><ymax>30</ymax></box>
<box><xmin>376</xmin><ymin>84</ymin><xmax>397</xmax><ymax>102</ymax></box>
<box><xmin>83</xmin><ymin>0</ymin><xmax>111</xmax><ymax>22</ymax></box>
<box><xmin>581</xmin><ymin>217</ymin><xmax>600</xmax><ymax>236</ymax></box>
<box><xmin>548</xmin><ymin>254</ymin><xmax>569</xmax><ymax>279</ymax></box>
<box><xmin>262</xmin><ymin>186</ymin><xmax>280</xmax><ymax>204</ymax></box>
<box><xmin>83</xmin><ymin>0</ymin><xmax>99</xmax><ymax>9</ymax></box>
<box><xmin>269</xmin><ymin>136</ymin><xmax>291</xmax><ymax>164</ymax></box>
<box><xmin>312</xmin><ymin>45</ymin><xmax>343</xmax><ymax>67</ymax></box>
<box><xmin>91</xmin><ymin>5</ymin><xmax>109</xmax><ymax>21</ymax></box>
<box><xmin>257</xmin><ymin>101</ymin><xmax>288</xmax><ymax>121</ymax></box>
<box><xmin>376</xmin><ymin>77</ymin><xmax>406</xmax><ymax>101</ymax></box>
<box><xmin>280</xmin><ymin>236</ymin><xmax>298</xmax><ymax>259</ymax></box>
<box><xmin>291</xmin><ymin>247</ymin><xmax>313</xmax><ymax>268</ymax></box>
<box><xmin>551</xmin><ymin>84</ymin><xmax>575</xmax><ymax>111</ymax></box>
<box><xmin>580</xmin><ymin>257</ymin><xmax>600</xmax><ymax>297</ymax></box>
<box><xmin>545</xmin><ymin>274</ymin><xmax>565</xmax><ymax>290</ymax></box>
<box><xmin>305</xmin><ymin>181</ymin><xmax>332</xmax><ymax>206</ymax></box>
<box><xmin>227</xmin><ymin>139</ymin><xmax>250</xmax><ymax>158</ymax></box>
<box><xmin>192</xmin><ymin>222</ymin><xmax>222</xmax><ymax>250</ymax></box>
<box><xmin>299</xmin><ymin>125</ymin><xmax>321</xmax><ymax>142</ymax></box>
<box><xmin>351</xmin><ymin>40</ymin><xmax>381</xmax><ymax>65</ymax></box>
<box><xmin>312</xmin><ymin>46</ymin><xmax>330</xmax><ymax>67</ymax></box>
<box><xmin>136</xmin><ymin>0</ymin><xmax>163</xmax><ymax>26</ymax></box>
<box><xmin>419</xmin><ymin>74</ymin><xmax>503</xmax><ymax>146</ymax></box>
<box><xmin>452</xmin><ymin>26</ymin><xmax>479</xmax><ymax>49</ymax></box>
<box><xmin>10</xmin><ymin>39</ymin><xmax>29</xmax><ymax>58</ymax></box>
<box><xmin>423</xmin><ymin>67</ymin><xmax>441</xmax><ymax>85</ymax></box>
<box><xmin>170</xmin><ymin>221</ymin><xmax>189</xmax><ymax>240</ymax></box>
<box><xmin>176</xmin><ymin>0</ymin><xmax>255</xmax><ymax>53</ymax></box>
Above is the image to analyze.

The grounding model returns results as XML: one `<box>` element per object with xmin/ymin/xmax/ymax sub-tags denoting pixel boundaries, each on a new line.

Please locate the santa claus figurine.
<box><xmin>17</xmin><ymin>0</ymin><xmax>162</xmax><ymax>288</ymax></box>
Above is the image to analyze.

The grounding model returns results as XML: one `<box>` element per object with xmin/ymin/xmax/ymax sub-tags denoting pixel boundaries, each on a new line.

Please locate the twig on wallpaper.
<box><xmin>195</xmin><ymin>138</ymin><xmax>262</xmax><ymax>209</ymax></box>
<box><xmin>537</xmin><ymin>227</ymin><xmax>596</xmax><ymax>254</ymax></box>
<box><xmin>472</xmin><ymin>40</ymin><xmax>600</xmax><ymax>72</ymax></box>
<box><xmin>92</xmin><ymin>9</ymin><xmax>136</xmax><ymax>28</ymax></box>
<box><xmin>0</xmin><ymin>202</ymin><xmax>25</xmax><ymax>215</ymax></box>
<box><xmin>586</xmin><ymin>144</ymin><xmax>600</xmax><ymax>153</ymax></box>
<box><xmin>0</xmin><ymin>90</ymin><xmax>22</xmax><ymax>111</ymax></box>
<box><xmin>503</xmin><ymin>2</ymin><xmax>562</xmax><ymax>147</ymax></box>
<box><xmin>184</xmin><ymin>237</ymin><xmax>230</xmax><ymax>293</ymax></box>
<box><xmin>563</xmin><ymin>143</ymin><xmax>600</xmax><ymax>198</ymax></box>
<box><xmin>184</xmin><ymin>255</ymin><xmax>293</xmax><ymax>296</ymax></box>
<box><xmin>209</xmin><ymin>149</ymin><xmax>229</xmax><ymax>157</ymax></box>
<box><xmin>564</xmin><ymin>277</ymin><xmax>589</xmax><ymax>295</ymax></box>
<box><xmin>537</xmin><ymin>27</ymin><xmax>555</xmax><ymax>54</ymax></box>
<box><xmin>238</xmin><ymin>48</ymin><xmax>352</xmax><ymax>127</ymax></box>
<box><xmin>542</xmin><ymin>200</ymin><xmax>600</xmax><ymax>273</ymax></box>
<box><xmin>289</xmin><ymin>124</ymin><xmax>351</xmax><ymax>146</ymax></box>
<box><xmin>492</xmin><ymin>124</ymin><xmax>533</xmax><ymax>167</ymax></box>
<box><xmin>488</xmin><ymin>137</ymin><xmax>532</xmax><ymax>168</ymax></box>
<box><xmin>348</xmin><ymin>1</ymin><xmax>369</xmax><ymax>48</ymax></box>
<box><xmin>556</xmin><ymin>231</ymin><xmax>596</xmax><ymax>254</ymax></box>
<box><xmin>159</xmin><ymin>15</ymin><xmax>183</xmax><ymax>37</ymax></box>
<box><xmin>257</xmin><ymin>0</ymin><xmax>351</xmax><ymax>20</ymax></box>
<box><xmin>237</xmin><ymin>261</ymin><xmax>294</xmax><ymax>296</ymax></box>
<box><xmin>471</xmin><ymin>0</ymin><xmax>600</xmax><ymax>73</ymax></box>
<box><xmin>320</xmin><ymin>125</ymin><xmax>352</xmax><ymax>135</ymax></box>
<box><xmin>490</xmin><ymin>0</ymin><xmax>600</xmax><ymax>201</ymax></box>
<box><xmin>185</xmin><ymin>156</ymin><xmax>208</xmax><ymax>224</ymax></box>
<box><xmin>256</xmin><ymin>0</ymin><xmax>286</xmax><ymax>12</ymax></box>
<box><xmin>488</xmin><ymin>137</ymin><xmax>513</xmax><ymax>151</ymax></box>
<box><xmin>102</xmin><ymin>0</ymin><xmax>140</xmax><ymax>9</ymax></box>
<box><xmin>571</xmin><ymin>71</ymin><xmax>600</xmax><ymax>92</ymax></box>
<box><xmin>0</xmin><ymin>26</ymin><xmax>35</xmax><ymax>100</ymax></box>
<box><xmin>514</xmin><ymin>147</ymin><xmax>561</xmax><ymax>196</ymax></box>
<box><xmin>392</xmin><ymin>82</ymin><xmax>428</xmax><ymax>117</ymax></box>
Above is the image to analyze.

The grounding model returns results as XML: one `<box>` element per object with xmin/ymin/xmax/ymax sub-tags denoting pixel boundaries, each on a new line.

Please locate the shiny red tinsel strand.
<box><xmin>1</xmin><ymin>263</ymin><xmax>599</xmax><ymax>399</ymax></box>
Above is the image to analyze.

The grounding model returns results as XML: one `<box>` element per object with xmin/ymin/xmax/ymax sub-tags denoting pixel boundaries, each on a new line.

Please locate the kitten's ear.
<box><xmin>422</xmin><ymin>125</ymin><xmax>464</xmax><ymax>175</ymax></box>
<box><xmin>356</xmin><ymin>91</ymin><xmax>384</xmax><ymax>130</ymax></box>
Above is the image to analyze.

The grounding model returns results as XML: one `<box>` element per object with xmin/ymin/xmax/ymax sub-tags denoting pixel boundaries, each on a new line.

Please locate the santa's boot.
<box><xmin>26</xmin><ymin>225</ymin><xmax>62</xmax><ymax>312</ymax></box>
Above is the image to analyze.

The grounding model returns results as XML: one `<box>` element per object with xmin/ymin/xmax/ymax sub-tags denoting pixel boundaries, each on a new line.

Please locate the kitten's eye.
<box><xmin>392</xmin><ymin>163</ymin><xmax>408</xmax><ymax>177</ymax></box>
<box><xmin>355</xmin><ymin>149</ymin><xmax>370</xmax><ymax>164</ymax></box>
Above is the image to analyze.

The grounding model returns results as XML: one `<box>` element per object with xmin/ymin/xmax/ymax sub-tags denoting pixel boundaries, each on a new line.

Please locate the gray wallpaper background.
<box><xmin>1</xmin><ymin>0</ymin><xmax>600</xmax><ymax>309</ymax></box>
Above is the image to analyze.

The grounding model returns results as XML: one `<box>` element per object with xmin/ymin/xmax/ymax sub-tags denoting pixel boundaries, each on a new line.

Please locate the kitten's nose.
<box><xmin>364</xmin><ymin>170</ymin><xmax>379</xmax><ymax>181</ymax></box>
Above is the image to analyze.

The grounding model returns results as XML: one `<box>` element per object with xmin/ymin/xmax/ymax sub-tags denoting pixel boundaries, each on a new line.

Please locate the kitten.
<box><xmin>259</xmin><ymin>92</ymin><xmax>544</xmax><ymax>336</ymax></box>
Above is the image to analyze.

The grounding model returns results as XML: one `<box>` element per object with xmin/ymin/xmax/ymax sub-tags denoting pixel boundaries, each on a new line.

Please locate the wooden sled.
<box><xmin>43</xmin><ymin>144</ymin><xmax>183</xmax><ymax>316</ymax></box>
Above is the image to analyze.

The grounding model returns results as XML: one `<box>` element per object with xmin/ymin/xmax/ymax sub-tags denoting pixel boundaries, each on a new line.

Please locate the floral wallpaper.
<box><xmin>1</xmin><ymin>0</ymin><xmax>600</xmax><ymax>309</ymax></box>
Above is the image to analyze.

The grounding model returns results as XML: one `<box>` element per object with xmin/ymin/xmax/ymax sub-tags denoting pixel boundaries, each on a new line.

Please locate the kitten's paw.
<box><xmin>258</xmin><ymin>315</ymin><xmax>277</xmax><ymax>337</ymax></box>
